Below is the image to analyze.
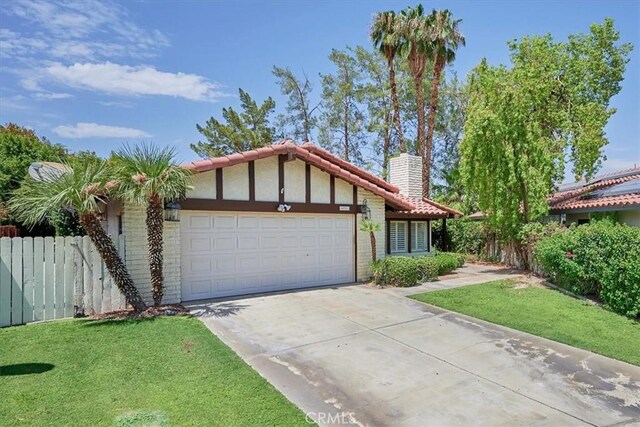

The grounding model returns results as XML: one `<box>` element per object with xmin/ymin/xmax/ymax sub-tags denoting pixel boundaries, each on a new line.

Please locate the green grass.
<box><xmin>0</xmin><ymin>316</ymin><xmax>308</xmax><ymax>426</ymax></box>
<box><xmin>410</xmin><ymin>280</ymin><xmax>640</xmax><ymax>366</ymax></box>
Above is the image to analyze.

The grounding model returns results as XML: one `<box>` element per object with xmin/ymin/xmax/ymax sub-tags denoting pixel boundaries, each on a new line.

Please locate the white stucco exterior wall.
<box><xmin>187</xmin><ymin>170</ymin><xmax>216</xmax><ymax>199</ymax></box>
<box><xmin>355</xmin><ymin>188</ymin><xmax>385</xmax><ymax>281</ymax></box>
<box><xmin>335</xmin><ymin>178</ymin><xmax>353</xmax><ymax>205</ymax></box>
<box><xmin>254</xmin><ymin>157</ymin><xmax>279</xmax><ymax>201</ymax></box>
<box><xmin>122</xmin><ymin>202</ymin><xmax>182</xmax><ymax>305</ymax></box>
<box><xmin>284</xmin><ymin>159</ymin><xmax>306</xmax><ymax>203</ymax></box>
<box><xmin>619</xmin><ymin>209</ymin><xmax>640</xmax><ymax>227</ymax></box>
<box><xmin>310</xmin><ymin>167</ymin><xmax>331</xmax><ymax>203</ymax></box>
<box><xmin>223</xmin><ymin>163</ymin><xmax>249</xmax><ymax>200</ymax></box>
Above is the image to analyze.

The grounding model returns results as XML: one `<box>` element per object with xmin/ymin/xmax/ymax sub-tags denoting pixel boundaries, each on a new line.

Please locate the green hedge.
<box><xmin>535</xmin><ymin>221</ymin><xmax>640</xmax><ymax>318</ymax></box>
<box><xmin>372</xmin><ymin>252</ymin><xmax>465</xmax><ymax>287</ymax></box>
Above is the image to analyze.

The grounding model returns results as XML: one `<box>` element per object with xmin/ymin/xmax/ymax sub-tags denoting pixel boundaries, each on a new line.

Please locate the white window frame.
<box><xmin>389</xmin><ymin>221</ymin><xmax>408</xmax><ymax>253</ymax></box>
<box><xmin>411</xmin><ymin>221</ymin><xmax>429</xmax><ymax>253</ymax></box>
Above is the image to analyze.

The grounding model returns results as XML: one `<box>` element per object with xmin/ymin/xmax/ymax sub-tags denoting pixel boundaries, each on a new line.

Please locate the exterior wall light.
<box><xmin>359</xmin><ymin>199</ymin><xmax>371</xmax><ymax>220</ymax></box>
<box><xmin>164</xmin><ymin>200</ymin><xmax>181</xmax><ymax>222</ymax></box>
<box><xmin>277</xmin><ymin>204</ymin><xmax>292</xmax><ymax>212</ymax></box>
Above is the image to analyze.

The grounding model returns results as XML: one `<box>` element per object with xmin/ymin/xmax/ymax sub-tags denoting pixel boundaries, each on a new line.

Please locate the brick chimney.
<box><xmin>389</xmin><ymin>153</ymin><xmax>422</xmax><ymax>199</ymax></box>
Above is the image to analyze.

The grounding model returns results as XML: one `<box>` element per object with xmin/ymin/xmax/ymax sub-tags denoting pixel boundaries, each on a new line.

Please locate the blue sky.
<box><xmin>1</xmin><ymin>0</ymin><xmax>638</xmax><ymax>172</ymax></box>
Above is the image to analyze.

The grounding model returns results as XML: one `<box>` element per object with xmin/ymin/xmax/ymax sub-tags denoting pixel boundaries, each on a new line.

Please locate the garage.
<box><xmin>180</xmin><ymin>211</ymin><xmax>354</xmax><ymax>301</ymax></box>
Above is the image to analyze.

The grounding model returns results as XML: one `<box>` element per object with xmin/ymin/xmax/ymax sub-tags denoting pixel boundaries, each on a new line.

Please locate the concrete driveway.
<box><xmin>189</xmin><ymin>265</ymin><xmax>640</xmax><ymax>426</ymax></box>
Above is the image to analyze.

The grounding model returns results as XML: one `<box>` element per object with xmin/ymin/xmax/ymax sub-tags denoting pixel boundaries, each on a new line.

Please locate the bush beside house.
<box><xmin>372</xmin><ymin>252</ymin><xmax>465</xmax><ymax>287</ymax></box>
<box><xmin>535</xmin><ymin>221</ymin><xmax>640</xmax><ymax>318</ymax></box>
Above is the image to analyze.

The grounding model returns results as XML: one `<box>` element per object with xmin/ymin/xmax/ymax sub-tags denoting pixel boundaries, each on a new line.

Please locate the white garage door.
<box><xmin>180</xmin><ymin>211</ymin><xmax>355</xmax><ymax>301</ymax></box>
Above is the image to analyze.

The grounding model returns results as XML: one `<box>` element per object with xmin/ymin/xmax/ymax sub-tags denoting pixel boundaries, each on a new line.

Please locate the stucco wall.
<box><xmin>310</xmin><ymin>167</ymin><xmax>331</xmax><ymax>203</ymax></box>
<box><xmin>356</xmin><ymin>188</ymin><xmax>385</xmax><ymax>281</ymax></box>
<box><xmin>254</xmin><ymin>157</ymin><xmax>279</xmax><ymax>201</ymax></box>
<box><xmin>223</xmin><ymin>163</ymin><xmax>249</xmax><ymax>200</ymax></box>
<box><xmin>187</xmin><ymin>170</ymin><xmax>216</xmax><ymax>199</ymax></box>
<box><xmin>122</xmin><ymin>202</ymin><xmax>182</xmax><ymax>305</ymax></box>
<box><xmin>335</xmin><ymin>178</ymin><xmax>353</xmax><ymax>205</ymax></box>
<box><xmin>284</xmin><ymin>159</ymin><xmax>306</xmax><ymax>203</ymax></box>
<box><xmin>619</xmin><ymin>209</ymin><xmax>640</xmax><ymax>227</ymax></box>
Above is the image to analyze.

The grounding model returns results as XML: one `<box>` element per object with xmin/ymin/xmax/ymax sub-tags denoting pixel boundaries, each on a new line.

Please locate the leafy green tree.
<box><xmin>423</xmin><ymin>9</ymin><xmax>465</xmax><ymax>198</ymax></box>
<box><xmin>318</xmin><ymin>49</ymin><xmax>366</xmax><ymax>165</ymax></box>
<box><xmin>371</xmin><ymin>10</ymin><xmax>406</xmax><ymax>152</ymax></box>
<box><xmin>0</xmin><ymin>123</ymin><xmax>67</xmax><ymax>203</ymax></box>
<box><xmin>191</xmin><ymin>89</ymin><xmax>276</xmax><ymax>158</ymax></box>
<box><xmin>10</xmin><ymin>160</ymin><xmax>147</xmax><ymax>312</ymax></box>
<box><xmin>460</xmin><ymin>19</ymin><xmax>632</xmax><ymax>244</ymax></box>
<box><xmin>353</xmin><ymin>46</ymin><xmax>397</xmax><ymax>178</ymax></box>
<box><xmin>112</xmin><ymin>144</ymin><xmax>192</xmax><ymax>306</ymax></box>
<box><xmin>272</xmin><ymin>66</ymin><xmax>320</xmax><ymax>142</ymax></box>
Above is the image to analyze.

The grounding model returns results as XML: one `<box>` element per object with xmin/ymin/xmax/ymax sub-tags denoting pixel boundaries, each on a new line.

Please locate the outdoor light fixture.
<box><xmin>277</xmin><ymin>204</ymin><xmax>292</xmax><ymax>213</ymax></box>
<box><xmin>360</xmin><ymin>199</ymin><xmax>371</xmax><ymax>220</ymax></box>
<box><xmin>164</xmin><ymin>200</ymin><xmax>181</xmax><ymax>222</ymax></box>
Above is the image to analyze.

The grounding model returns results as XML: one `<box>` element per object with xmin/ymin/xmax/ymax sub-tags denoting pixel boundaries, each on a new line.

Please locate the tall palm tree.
<box><xmin>10</xmin><ymin>161</ymin><xmax>147</xmax><ymax>312</ymax></box>
<box><xmin>360</xmin><ymin>219</ymin><xmax>381</xmax><ymax>263</ymax></box>
<box><xmin>424</xmin><ymin>9</ymin><xmax>465</xmax><ymax>198</ymax></box>
<box><xmin>371</xmin><ymin>10</ymin><xmax>406</xmax><ymax>153</ymax></box>
<box><xmin>112</xmin><ymin>144</ymin><xmax>192</xmax><ymax>306</ymax></box>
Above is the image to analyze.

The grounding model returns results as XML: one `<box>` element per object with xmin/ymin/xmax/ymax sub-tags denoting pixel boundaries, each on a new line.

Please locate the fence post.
<box><xmin>33</xmin><ymin>237</ymin><xmax>44</xmax><ymax>321</ymax></box>
<box><xmin>22</xmin><ymin>237</ymin><xmax>34</xmax><ymax>323</ymax></box>
<box><xmin>11</xmin><ymin>237</ymin><xmax>23</xmax><ymax>326</ymax></box>
<box><xmin>0</xmin><ymin>237</ymin><xmax>12</xmax><ymax>327</ymax></box>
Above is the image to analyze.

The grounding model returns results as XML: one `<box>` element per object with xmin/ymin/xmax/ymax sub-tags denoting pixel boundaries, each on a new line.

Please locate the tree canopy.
<box><xmin>273</xmin><ymin>66</ymin><xmax>319</xmax><ymax>142</ymax></box>
<box><xmin>191</xmin><ymin>89</ymin><xmax>276</xmax><ymax>158</ymax></box>
<box><xmin>460</xmin><ymin>18</ymin><xmax>632</xmax><ymax>239</ymax></box>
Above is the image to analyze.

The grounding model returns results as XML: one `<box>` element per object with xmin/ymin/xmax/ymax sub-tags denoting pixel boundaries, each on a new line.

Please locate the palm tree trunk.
<box><xmin>79</xmin><ymin>213</ymin><xmax>146</xmax><ymax>312</ymax></box>
<box><xmin>370</xmin><ymin>231</ymin><xmax>377</xmax><ymax>262</ymax></box>
<box><xmin>415</xmin><ymin>75</ymin><xmax>427</xmax><ymax>198</ymax></box>
<box><xmin>388</xmin><ymin>61</ymin><xmax>405</xmax><ymax>152</ymax></box>
<box><xmin>382</xmin><ymin>110</ymin><xmax>391</xmax><ymax>180</ymax></box>
<box><xmin>424</xmin><ymin>57</ymin><xmax>445</xmax><ymax>198</ymax></box>
<box><xmin>146</xmin><ymin>195</ymin><xmax>164</xmax><ymax>306</ymax></box>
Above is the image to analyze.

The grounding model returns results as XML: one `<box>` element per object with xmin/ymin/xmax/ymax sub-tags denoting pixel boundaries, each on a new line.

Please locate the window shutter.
<box><xmin>411</xmin><ymin>222</ymin><xmax>427</xmax><ymax>252</ymax></box>
<box><xmin>390</xmin><ymin>221</ymin><xmax>407</xmax><ymax>253</ymax></box>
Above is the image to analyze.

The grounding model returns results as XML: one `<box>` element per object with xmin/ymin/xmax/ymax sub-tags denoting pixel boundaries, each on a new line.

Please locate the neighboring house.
<box><xmin>468</xmin><ymin>166</ymin><xmax>640</xmax><ymax>228</ymax></box>
<box><xmin>548</xmin><ymin>166</ymin><xmax>640</xmax><ymax>227</ymax></box>
<box><xmin>109</xmin><ymin>141</ymin><xmax>459</xmax><ymax>304</ymax></box>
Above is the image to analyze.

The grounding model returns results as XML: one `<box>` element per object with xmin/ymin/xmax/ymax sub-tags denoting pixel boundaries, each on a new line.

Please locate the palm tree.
<box><xmin>398</xmin><ymin>5</ymin><xmax>430</xmax><ymax>195</ymax></box>
<box><xmin>360</xmin><ymin>219</ymin><xmax>382</xmax><ymax>263</ymax></box>
<box><xmin>112</xmin><ymin>144</ymin><xmax>192</xmax><ymax>306</ymax></box>
<box><xmin>10</xmin><ymin>161</ymin><xmax>147</xmax><ymax>312</ymax></box>
<box><xmin>371</xmin><ymin>10</ymin><xmax>406</xmax><ymax>153</ymax></box>
<box><xmin>424</xmin><ymin>9</ymin><xmax>465</xmax><ymax>198</ymax></box>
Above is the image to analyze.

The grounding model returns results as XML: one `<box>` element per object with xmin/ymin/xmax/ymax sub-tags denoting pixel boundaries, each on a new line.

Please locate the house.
<box><xmin>548</xmin><ymin>166</ymin><xmax>640</xmax><ymax>227</ymax></box>
<box><xmin>468</xmin><ymin>166</ymin><xmax>640</xmax><ymax>228</ymax></box>
<box><xmin>109</xmin><ymin>141</ymin><xmax>460</xmax><ymax>304</ymax></box>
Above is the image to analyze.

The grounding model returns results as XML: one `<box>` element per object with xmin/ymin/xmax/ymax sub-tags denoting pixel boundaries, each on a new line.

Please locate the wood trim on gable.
<box><xmin>248</xmin><ymin>160</ymin><xmax>255</xmax><ymax>201</ymax></box>
<box><xmin>305</xmin><ymin>163</ymin><xmax>311</xmax><ymax>204</ymax></box>
<box><xmin>182</xmin><ymin>199</ymin><xmax>358</xmax><ymax>214</ymax></box>
<box><xmin>278</xmin><ymin>154</ymin><xmax>285</xmax><ymax>203</ymax></box>
<box><xmin>215</xmin><ymin>168</ymin><xmax>223</xmax><ymax>200</ymax></box>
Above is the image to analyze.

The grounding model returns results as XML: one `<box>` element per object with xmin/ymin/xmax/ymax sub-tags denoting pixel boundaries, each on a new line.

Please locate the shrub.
<box><xmin>372</xmin><ymin>257</ymin><xmax>421</xmax><ymax>287</ymax></box>
<box><xmin>535</xmin><ymin>221</ymin><xmax>640</xmax><ymax>317</ymax></box>
<box><xmin>414</xmin><ymin>257</ymin><xmax>439</xmax><ymax>281</ymax></box>
<box><xmin>433</xmin><ymin>252</ymin><xmax>465</xmax><ymax>274</ymax></box>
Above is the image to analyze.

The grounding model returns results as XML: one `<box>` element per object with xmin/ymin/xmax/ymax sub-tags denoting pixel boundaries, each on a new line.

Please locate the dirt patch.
<box><xmin>91</xmin><ymin>304</ymin><xmax>190</xmax><ymax>320</ymax></box>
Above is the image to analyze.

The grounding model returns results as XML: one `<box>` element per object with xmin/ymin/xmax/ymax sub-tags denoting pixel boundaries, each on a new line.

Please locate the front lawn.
<box><xmin>410</xmin><ymin>280</ymin><xmax>640</xmax><ymax>366</ymax></box>
<box><xmin>0</xmin><ymin>316</ymin><xmax>308</xmax><ymax>426</ymax></box>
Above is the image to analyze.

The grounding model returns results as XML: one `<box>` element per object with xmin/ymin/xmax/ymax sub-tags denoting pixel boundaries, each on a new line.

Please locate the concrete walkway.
<box><xmin>189</xmin><ymin>264</ymin><xmax>640</xmax><ymax>427</ymax></box>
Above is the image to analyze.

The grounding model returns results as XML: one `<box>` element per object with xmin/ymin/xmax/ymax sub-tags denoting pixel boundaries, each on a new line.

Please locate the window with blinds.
<box><xmin>411</xmin><ymin>221</ymin><xmax>428</xmax><ymax>252</ymax></box>
<box><xmin>389</xmin><ymin>221</ymin><xmax>407</xmax><ymax>253</ymax></box>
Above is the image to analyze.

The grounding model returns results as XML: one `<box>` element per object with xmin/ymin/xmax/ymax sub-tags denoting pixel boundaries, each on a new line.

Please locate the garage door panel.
<box><xmin>181</xmin><ymin>211</ymin><xmax>354</xmax><ymax>301</ymax></box>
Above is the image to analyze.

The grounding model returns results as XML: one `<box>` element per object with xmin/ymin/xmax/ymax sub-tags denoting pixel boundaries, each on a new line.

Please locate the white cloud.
<box><xmin>1</xmin><ymin>0</ymin><xmax>169</xmax><ymax>61</ymax></box>
<box><xmin>53</xmin><ymin>122</ymin><xmax>151</xmax><ymax>139</ymax></box>
<box><xmin>98</xmin><ymin>100</ymin><xmax>133</xmax><ymax>108</ymax></box>
<box><xmin>44</xmin><ymin>62</ymin><xmax>226</xmax><ymax>102</ymax></box>
<box><xmin>33</xmin><ymin>92</ymin><xmax>73</xmax><ymax>100</ymax></box>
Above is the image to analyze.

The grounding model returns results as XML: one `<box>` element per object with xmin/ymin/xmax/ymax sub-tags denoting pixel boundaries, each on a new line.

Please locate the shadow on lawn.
<box><xmin>80</xmin><ymin>316</ymin><xmax>159</xmax><ymax>328</ymax></box>
<box><xmin>0</xmin><ymin>363</ymin><xmax>54</xmax><ymax>376</ymax></box>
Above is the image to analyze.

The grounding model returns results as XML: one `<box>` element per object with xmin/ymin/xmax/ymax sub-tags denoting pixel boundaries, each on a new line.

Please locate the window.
<box><xmin>411</xmin><ymin>221</ymin><xmax>429</xmax><ymax>252</ymax></box>
<box><xmin>389</xmin><ymin>221</ymin><xmax>407</xmax><ymax>253</ymax></box>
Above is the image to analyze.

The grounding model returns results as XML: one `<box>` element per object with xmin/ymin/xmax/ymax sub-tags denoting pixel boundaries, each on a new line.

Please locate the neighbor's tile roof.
<box><xmin>550</xmin><ymin>193</ymin><xmax>640</xmax><ymax>212</ymax></box>
<box><xmin>184</xmin><ymin>141</ymin><xmax>460</xmax><ymax>216</ymax></box>
<box><xmin>549</xmin><ymin>169</ymin><xmax>640</xmax><ymax>205</ymax></box>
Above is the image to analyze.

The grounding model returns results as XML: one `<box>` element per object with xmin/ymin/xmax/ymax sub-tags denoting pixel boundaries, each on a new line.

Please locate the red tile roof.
<box><xmin>394</xmin><ymin>196</ymin><xmax>462</xmax><ymax>218</ymax></box>
<box><xmin>184</xmin><ymin>142</ymin><xmax>414</xmax><ymax>210</ymax></box>
<box><xmin>550</xmin><ymin>193</ymin><xmax>640</xmax><ymax>212</ymax></box>
<box><xmin>549</xmin><ymin>170</ymin><xmax>640</xmax><ymax>205</ymax></box>
<box><xmin>184</xmin><ymin>141</ymin><xmax>460</xmax><ymax>217</ymax></box>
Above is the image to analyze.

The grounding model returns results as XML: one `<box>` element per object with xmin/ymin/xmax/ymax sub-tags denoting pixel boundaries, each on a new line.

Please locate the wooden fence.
<box><xmin>0</xmin><ymin>235</ymin><xmax>128</xmax><ymax>327</ymax></box>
